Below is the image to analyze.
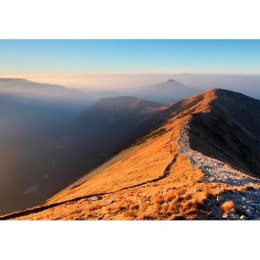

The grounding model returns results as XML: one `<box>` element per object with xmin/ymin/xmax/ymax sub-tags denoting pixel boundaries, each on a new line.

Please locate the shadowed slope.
<box><xmin>48</xmin><ymin>96</ymin><xmax>166</xmax><ymax>191</ymax></box>
<box><xmin>189</xmin><ymin>89</ymin><xmax>260</xmax><ymax>177</ymax></box>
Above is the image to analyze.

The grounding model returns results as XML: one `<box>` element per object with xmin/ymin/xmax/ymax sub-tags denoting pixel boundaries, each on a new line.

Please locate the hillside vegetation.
<box><xmin>2</xmin><ymin>89</ymin><xmax>260</xmax><ymax>220</ymax></box>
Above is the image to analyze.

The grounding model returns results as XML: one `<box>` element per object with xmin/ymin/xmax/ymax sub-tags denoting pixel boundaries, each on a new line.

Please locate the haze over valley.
<box><xmin>0</xmin><ymin>77</ymin><xmax>202</xmax><ymax>214</ymax></box>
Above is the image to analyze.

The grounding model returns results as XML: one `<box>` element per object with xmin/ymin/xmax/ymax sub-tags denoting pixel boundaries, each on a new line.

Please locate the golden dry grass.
<box><xmin>220</xmin><ymin>201</ymin><xmax>235</xmax><ymax>218</ymax></box>
<box><xmin>9</xmin><ymin>90</ymin><xmax>260</xmax><ymax>220</ymax></box>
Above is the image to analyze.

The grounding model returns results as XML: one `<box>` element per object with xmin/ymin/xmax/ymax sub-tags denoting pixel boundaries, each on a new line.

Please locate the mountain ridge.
<box><xmin>2</xmin><ymin>88</ymin><xmax>260</xmax><ymax>220</ymax></box>
<box><xmin>93</xmin><ymin>78</ymin><xmax>201</xmax><ymax>104</ymax></box>
<box><xmin>0</xmin><ymin>77</ymin><xmax>91</xmax><ymax>104</ymax></box>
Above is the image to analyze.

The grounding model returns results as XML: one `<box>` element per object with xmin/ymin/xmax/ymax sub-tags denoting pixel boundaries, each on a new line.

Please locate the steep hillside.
<box><xmin>44</xmin><ymin>96</ymin><xmax>166</xmax><ymax>195</ymax></box>
<box><xmin>189</xmin><ymin>89</ymin><xmax>260</xmax><ymax>177</ymax></box>
<box><xmin>0</xmin><ymin>94</ymin><xmax>163</xmax><ymax>215</ymax></box>
<box><xmin>2</xmin><ymin>89</ymin><xmax>260</xmax><ymax>220</ymax></box>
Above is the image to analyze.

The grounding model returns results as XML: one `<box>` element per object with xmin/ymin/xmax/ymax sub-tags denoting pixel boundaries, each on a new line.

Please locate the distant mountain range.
<box><xmin>94</xmin><ymin>79</ymin><xmax>201</xmax><ymax>104</ymax></box>
<box><xmin>0</xmin><ymin>78</ymin><xmax>92</xmax><ymax>105</ymax></box>
<box><xmin>0</xmin><ymin>77</ymin><xmax>201</xmax><ymax>105</ymax></box>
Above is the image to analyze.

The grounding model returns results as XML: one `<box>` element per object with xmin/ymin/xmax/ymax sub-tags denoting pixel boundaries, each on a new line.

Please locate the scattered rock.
<box><xmin>119</xmin><ymin>206</ymin><xmax>128</xmax><ymax>211</ymax></box>
<box><xmin>178</xmin><ymin>124</ymin><xmax>260</xmax><ymax>220</ymax></box>
<box><xmin>131</xmin><ymin>205</ymin><xmax>140</xmax><ymax>210</ymax></box>
<box><xmin>87</xmin><ymin>195</ymin><xmax>102</xmax><ymax>201</ymax></box>
<box><xmin>178</xmin><ymin>125</ymin><xmax>260</xmax><ymax>187</ymax></box>
<box><xmin>107</xmin><ymin>199</ymin><xmax>115</xmax><ymax>205</ymax></box>
<box><xmin>246</xmin><ymin>209</ymin><xmax>253</xmax><ymax>218</ymax></box>
<box><xmin>141</xmin><ymin>195</ymin><xmax>151</xmax><ymax>202</ymax></box>
<box><xmin>247</xmin><ymin>206</ymin><xmax>255</xmax><ymax>211</ymax></box>
<box><xmin>227</xmin><ymin>208</ymin><xmax>240</xmax><ymax>220</ymax></box>
<box><xmin>211</xmin><ymin>206</ymin><xmax>222</xmax><ymax>219</ymax></box>
<box><xmin>162</xmin><ymin>188</ymin><xmax>169</xmax><ymax>195</ymax></box>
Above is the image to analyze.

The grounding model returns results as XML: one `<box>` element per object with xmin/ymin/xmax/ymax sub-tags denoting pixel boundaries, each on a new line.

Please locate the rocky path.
<box><xmin>178</xmin><ymin>124</ymin><xmax>260</xmax><ymax>220</ymax></box>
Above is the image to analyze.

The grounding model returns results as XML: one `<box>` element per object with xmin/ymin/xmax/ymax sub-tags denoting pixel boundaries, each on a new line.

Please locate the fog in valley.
<box><xmin>76</xmin><ymin>74</ymin><xmax>260</xmax><ymax>100</ymax></box>
<box><xmin>0</xmin><ymin>79</ymin><xmax>91</xmax><ymax>214</ymax></box>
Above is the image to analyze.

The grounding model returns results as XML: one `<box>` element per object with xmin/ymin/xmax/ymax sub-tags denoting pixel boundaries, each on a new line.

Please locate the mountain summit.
<box><xmin>166</xmin><ymin>79</ymin><xmax>178</xmax><ymax>83</ymax></box>
<box><xmin>2</xmin><ymin>89</ymin><xmax>260</xmax><ymax>220</ymax></box>
<box><xmin>133</xmin><ymin>79</ymin><xmax>201</xmax><ymax>103</ymax></box>
<box><xmin>189</xmin><ymin>89</ymin><xmax>260</xmax><ymax>177</ymax></box>
<box><xmin>102</xmin><ymin>79</ymin><xmax>202</xmax><ymax>104</ymax></box>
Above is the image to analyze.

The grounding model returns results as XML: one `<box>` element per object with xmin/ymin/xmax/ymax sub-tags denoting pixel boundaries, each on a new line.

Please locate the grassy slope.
<box><xmin>4</xmin><ymin>89</ymin><xmax>260</xmax><ymax>220</ymax></box>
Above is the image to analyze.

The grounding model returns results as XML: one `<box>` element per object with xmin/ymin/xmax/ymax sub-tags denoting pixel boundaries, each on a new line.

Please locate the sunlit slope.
<box><xmin>46</xmin><ymin>92</ymin><xmax>210</xmax><ymax>201</ymax></box>
<box><xmin>3</xmin><ymin>89</ymin><xmax>260</xmax><ymax>220</ymax></box>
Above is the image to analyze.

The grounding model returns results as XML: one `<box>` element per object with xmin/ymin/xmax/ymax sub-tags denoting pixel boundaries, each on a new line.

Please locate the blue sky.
<box><xmin>1</xmin><ymin>40</ymin><xmax>260</xmax><ymax>89</ymax></box>
<box><xmin>1</xmin><ymin>40</ymin><xmax>260</xmax><ymax>74</ymax></box>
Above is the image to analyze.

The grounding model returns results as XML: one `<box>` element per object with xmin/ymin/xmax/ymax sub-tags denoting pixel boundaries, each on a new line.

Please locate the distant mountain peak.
<box><xmin>158</xmin><ymin>79</ymin><xmax>186</xmax><ymax>88</ymax></box>
<box><xmin>167</xmin><ymin>79</ymin><xmax>177</xmax><ymax>82</ymax></box>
